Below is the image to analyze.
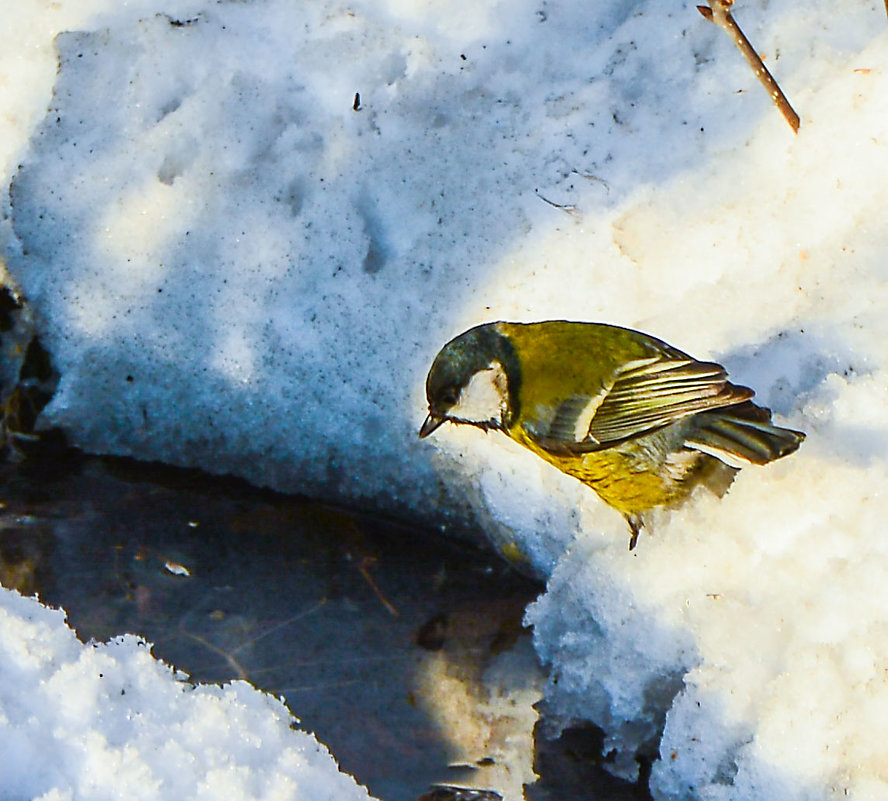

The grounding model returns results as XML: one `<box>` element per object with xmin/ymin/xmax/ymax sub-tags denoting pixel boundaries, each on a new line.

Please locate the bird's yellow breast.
<box><xmin>507</xmin><ymin>423</ymin><xmax>696</xmax><ymax>515</ymax></box>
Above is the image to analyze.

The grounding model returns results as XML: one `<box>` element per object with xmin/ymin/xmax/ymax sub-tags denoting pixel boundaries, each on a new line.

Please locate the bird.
<box><xmin>419</xmin><ymin>321</ymin><xmax>805</xmax><ymax>549</ymax></box>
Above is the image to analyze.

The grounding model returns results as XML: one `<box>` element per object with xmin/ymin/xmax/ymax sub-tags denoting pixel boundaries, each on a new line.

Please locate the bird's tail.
<box><xmin>686</xmin><ymin>401</ymin><xmax>806</xmax><ymax>467</ymax></box>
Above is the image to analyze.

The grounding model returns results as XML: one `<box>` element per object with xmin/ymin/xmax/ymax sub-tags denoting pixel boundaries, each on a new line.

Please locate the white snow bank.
<box><xmin>0</xmin><ymin>587</ymin><xmax>375</xmax><ymax>801</ymax></box>
<box><xmin>521</xmin><ymin>20</ymin><xmax>888</xmax><ymax>801</ymax></box>
<box><xmin>3</xmin><ymin>0</ymin><xmax>834</xmax><ymax>533</ymax></box>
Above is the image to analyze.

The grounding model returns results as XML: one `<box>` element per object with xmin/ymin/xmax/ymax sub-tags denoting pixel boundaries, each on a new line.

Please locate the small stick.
<box><xmin>697</xmin><ymin>1</ymin><xmax>800</xmax><ymax>133</ymax></box>
<box><xmin>358</xmin><ymin>556</ymin><xmax>400</xmax><ymax>617</ymax></box>
<box><xmin>534</xmin><ymin>189</ymin><xmax>578</xmax><ymax>215</ymax></box>
<box><xmin>182</xmin><ymin>631</ymin><xmax>250</xmax><ymax>680</ymax></box>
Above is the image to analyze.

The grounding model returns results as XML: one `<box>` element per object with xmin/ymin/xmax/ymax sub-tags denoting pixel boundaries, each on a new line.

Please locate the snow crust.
<box><xmin>0</xmin><ymin>589</ymin><xmax>374</xmax><ymax>800</ymax></box>
<box><xmin>4</xmin><ymin>1</ymin><xmax>888</xmax><ymax>799</ymax></box>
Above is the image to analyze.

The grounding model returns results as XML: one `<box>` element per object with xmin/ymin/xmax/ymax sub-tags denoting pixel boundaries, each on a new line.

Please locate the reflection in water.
<box><xmin>0</xmin><ymin>449</ymin><xmax>651</xmax><ymax>801</ymax></box>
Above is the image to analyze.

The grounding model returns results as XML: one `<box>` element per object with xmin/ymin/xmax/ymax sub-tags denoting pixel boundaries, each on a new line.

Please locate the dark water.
<box><xmin>0</xmin><ymin>447</ymin><xmax>651</xmax><ymax>801</ymax></box>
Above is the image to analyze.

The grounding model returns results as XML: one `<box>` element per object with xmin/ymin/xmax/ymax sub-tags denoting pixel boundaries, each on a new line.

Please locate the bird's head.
<box><xmin>419</xmin><ymin>323</ymin><xmax>519</xmax><ymax>438</ymax></box>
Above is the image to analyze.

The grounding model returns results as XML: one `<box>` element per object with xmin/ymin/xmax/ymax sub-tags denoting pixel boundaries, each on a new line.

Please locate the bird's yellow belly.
<box><xmin>509</xmin><ymin>427</ymin><xmax>696</xmax><ymax>516</ymax></box>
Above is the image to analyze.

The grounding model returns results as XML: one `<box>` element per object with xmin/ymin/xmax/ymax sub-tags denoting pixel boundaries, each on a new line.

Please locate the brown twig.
<box><xmin>181</xmin><ymin>631</ymin><xmax>250</xmax><ymax>680</ymax></box>
<box><xmin>697</xmin><ymin>1</ymin><xmax>800</xmax><ymax>133</ymax></box>
<box><xmin>358</xmin><ymin>556</ymin><xmax>400</xmax><ymax>617</ymax></box>
<box><xmin>534</xmin><ymin>189</ymin><xmax>578</xmax><ymax>215</ymax></box>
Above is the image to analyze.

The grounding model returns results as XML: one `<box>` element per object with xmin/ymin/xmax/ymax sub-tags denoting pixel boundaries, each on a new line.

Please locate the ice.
<box><xmin>3</xmin><ymin>0</ymin><xmax>888</xmax><ymax>798</ymax></box>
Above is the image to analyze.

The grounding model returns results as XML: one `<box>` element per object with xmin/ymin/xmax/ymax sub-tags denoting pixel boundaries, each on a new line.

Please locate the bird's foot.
<box><xmin>627</xmin><ymin>514</ymin><xmax>643</xmax><ymax>551</ymax></box>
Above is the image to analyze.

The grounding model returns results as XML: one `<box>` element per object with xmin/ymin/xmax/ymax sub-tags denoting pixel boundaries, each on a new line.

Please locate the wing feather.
<box><xmin>589</xmin><ymin>359</ymin><xmax>753</xmax><ymax>443</ymax></box>
<box><xmin>526</xmin><ymin>355</ymin><xmax>754</xmax><ymax>453</ymax></box>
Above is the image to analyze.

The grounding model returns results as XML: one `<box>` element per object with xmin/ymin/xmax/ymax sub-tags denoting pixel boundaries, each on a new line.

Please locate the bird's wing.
<box><xmin>527</xmin><ymin>356</ymin><xmax>754</xmax><ymax>453</ymax></box>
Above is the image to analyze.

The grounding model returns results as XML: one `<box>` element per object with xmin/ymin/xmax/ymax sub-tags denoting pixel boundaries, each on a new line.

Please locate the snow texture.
<box><xmin>0</xmin><ymin>589</ymin><xmax>375</xmax><ymax>800</ymax></box>
<box><xmin>3</xmin><ymin>0</ymin><xmax>888</xmax><ymax>799</ymax></box>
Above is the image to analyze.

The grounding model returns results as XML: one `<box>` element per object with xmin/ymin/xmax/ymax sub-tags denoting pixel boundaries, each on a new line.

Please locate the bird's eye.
<box><xmin>441</xmin><ymin>389</ymin><xmax>459</xmax><ymax>406</ymax></box>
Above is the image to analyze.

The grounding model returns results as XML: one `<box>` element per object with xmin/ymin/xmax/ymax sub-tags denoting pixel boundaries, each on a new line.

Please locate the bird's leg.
<box><xmin>627</xmin><ymin>514</ymin><xmax>643</xmax><ymax>551</ymax></box>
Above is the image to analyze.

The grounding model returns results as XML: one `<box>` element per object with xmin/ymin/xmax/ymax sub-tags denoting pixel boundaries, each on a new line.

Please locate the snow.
<box><xmin>3</xmin><ymin>0</ymin><xmax>888</xmax><ymax>799</ymax></box>
<box><xmin>0</xmin><ymin>589</ymin><xmax>375</xmax><ymax>800</ymax></box>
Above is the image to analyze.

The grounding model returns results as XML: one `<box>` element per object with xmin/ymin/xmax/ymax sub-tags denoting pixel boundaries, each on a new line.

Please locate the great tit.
<box><xmin>419</xmin><ymin>321</ymin><xmax>805</xmax><ymax>549</ymax></box>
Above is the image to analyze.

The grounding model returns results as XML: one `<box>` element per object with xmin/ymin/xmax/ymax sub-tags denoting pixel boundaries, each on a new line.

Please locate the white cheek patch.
<box><xmin>450</xmin><ymin>362</ymin><xmax>508</xmax><ymax>426</ymax></box>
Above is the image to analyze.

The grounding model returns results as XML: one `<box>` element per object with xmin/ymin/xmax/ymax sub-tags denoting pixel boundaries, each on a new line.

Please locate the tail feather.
<box><xmin>686</xmin><ymin>401</ymin><xmax>805</xmax><ymax>466</ymax></box>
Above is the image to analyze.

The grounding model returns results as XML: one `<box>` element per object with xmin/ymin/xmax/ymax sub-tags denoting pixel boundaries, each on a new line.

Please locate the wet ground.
<box><xmin>0</xmin><ymin>445</ymin><xmax>651</xmax><ymax>801</ymax></box>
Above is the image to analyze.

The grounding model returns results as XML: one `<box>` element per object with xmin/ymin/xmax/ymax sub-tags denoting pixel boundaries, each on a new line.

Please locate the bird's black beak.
<box><xmin>419</xmin><ymin>413</ymin><xmax>445</xmax><ymax>439</ymax></box>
